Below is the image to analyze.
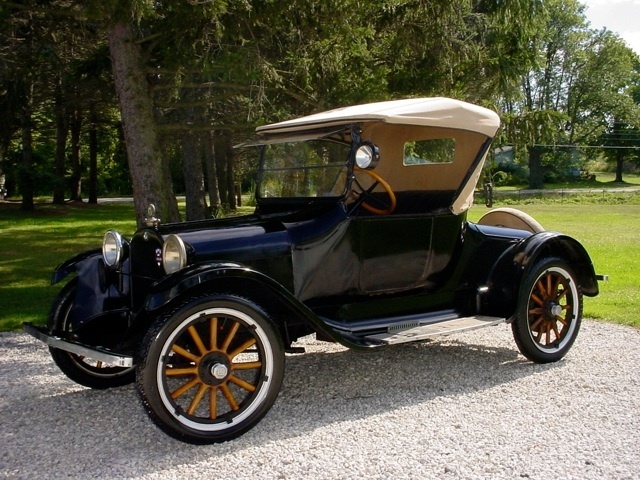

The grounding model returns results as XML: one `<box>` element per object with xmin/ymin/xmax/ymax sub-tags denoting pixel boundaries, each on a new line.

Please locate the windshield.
<box><xmin>258</xmin><ymin>139</ymin><xmax>351</xmax><ymax>199</ymax></box>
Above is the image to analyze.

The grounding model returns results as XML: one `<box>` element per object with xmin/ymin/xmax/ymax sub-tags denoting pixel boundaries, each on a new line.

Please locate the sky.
<box><xmin>582</xmin><ymin>0</ymin><xmax>640</xmax><ymax>54</ymax></box>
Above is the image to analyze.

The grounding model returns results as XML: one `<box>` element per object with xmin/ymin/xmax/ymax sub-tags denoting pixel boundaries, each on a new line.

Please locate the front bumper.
<box><xmin>23</xmin><ymin>322</ymin><xmax>134</xmax><ymax>368</ymax></box>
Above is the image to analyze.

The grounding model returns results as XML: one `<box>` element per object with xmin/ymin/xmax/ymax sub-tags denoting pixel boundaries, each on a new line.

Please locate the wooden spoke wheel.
<box><xmin>136</xmin><ymin>295</ymin><xmax>284</xmax><ymax>444</ymax></box>
<box><xmin>512</xmin><ymin>259</ymin><xmax>582</xmax><ymax>363</ymax></box>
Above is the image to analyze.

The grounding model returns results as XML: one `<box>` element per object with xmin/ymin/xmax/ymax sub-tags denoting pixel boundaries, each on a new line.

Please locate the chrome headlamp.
<box><xmin>162</xmin><ymin>234</ymin><xmax>187</xmax><ymax>274</ymax></box>
<box><xmin>355</xmin><ymin>142</ymin><xmax>380</xmax><ymax>169</ymax></box>
<box><xmin>102</xmin><ymin>230</ymin><xmax>127</xmax><ymax>269</ymax></box>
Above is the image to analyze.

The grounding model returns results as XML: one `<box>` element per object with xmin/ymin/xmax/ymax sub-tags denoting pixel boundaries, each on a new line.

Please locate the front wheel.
<box><xmin>47</xmin><ymin>278</ymin><xmax>135</xmax><ymax>389</ymax></box>
<box><xmin>512</xmin><ymin>258</ymin><xmax>582</xmax><ymax>363</ymax></box>
<box><xmin>136</xmin><ymin>295</ymin><xmax>285</xmax><ymax>444</ymax></box>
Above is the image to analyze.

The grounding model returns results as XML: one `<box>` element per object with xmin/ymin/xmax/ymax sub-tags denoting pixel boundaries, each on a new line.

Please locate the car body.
<box><xmin>24</xmin><ymin>97</ymin><xmax>603</xmax><ymax>444</ymax></box>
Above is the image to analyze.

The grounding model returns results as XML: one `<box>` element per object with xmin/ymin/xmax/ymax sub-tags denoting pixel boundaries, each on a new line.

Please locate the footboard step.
<box><xmin>364</xmin><ymin>315</ymin><xmax>506</xmax><ymax>345</ymax></box>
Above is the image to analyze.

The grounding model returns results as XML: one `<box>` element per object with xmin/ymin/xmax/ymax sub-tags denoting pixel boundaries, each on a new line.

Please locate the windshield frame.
<box><xmin>254</xmin><ymin>126</ymin><xmax>358</xmax><ymax>205</ymax></box>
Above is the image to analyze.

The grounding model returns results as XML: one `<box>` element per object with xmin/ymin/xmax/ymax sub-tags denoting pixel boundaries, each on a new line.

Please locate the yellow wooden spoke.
<box><xmin>551</xmin><ymin>322</ymin><xmax>561</xmax><ymax>341</ymax></box>
<box><xmin>209</xmin><ymin>317</ymin><xmax>218</xmax><ymax>351</ymax></box>
<box><xmin>228</xmin><ymin>338</ymin><xmax>257</xmax><ymax>360</ymax></box>
<box><xmin>530</xmin><ymin>315</ymin><xmax>544</xmax><ymax>331</ymax></box>
<box><xmin>165</xmin><ymin>367</ymin><xmax>198</xmax><ymax>377</ymax></box>
<box><xmin>187</xmin><ymin>383</ymin><xmax>209</xmax><ymax>415</ymax></box>
<box><xmin>232</xmin><ymin>361</ymin><xmax>262</xmax><ymax>371</ymax></box>
<box><xmin>188</xmin><ymin>325</ymin><xmax>208</xmax><ymax>355</ymax></box>
<box><xmin>171</xmin><ymin>344</ymin><xmax>200</xmax><ymax>362</ymax></box>
<box><xmin>221</xmin><ymin>321</ymin><xmax>240</xmax><ymax>353</ymax></box>
<box><xmin>220</xmin><ymin>383</ymin><xmax>239</xmax><ymax>411</ymax></box>
<box><xmin>209</xmin><ymin>386</ymin><xmax>218</xmax><ymax>420</ymax></box>
<box><xmin>229</xmin><ymin>375</ymin><xmax>257</xmax><ymax>392</ymax></box>
<box><xmin>556</xmin><ymin>287</ymin><xmax>568</xmax><ymax>301</ymax></box>
<box><xmin>171</xmin><ymin>376</ymin><xmax>200</xmax><ymax>399</ymax></box>
<box><xmin>531</xmin><ymin>292</ymin><xmax>545</xmax><ymax>307</ymax></box>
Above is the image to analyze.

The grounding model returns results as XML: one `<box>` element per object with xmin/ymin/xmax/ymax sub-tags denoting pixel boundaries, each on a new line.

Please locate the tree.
<box><xmin>107</xmin><ymin>20</ymin><xmax>179</xmax><ymax>226</ymax></box>
<box><xmin>498</xmin><ymin>0</ymin><xmax>640</xmax><ymax>187</ymax></box>
<box><xmin>574</xmin><ymin>33</ymin><xmax>640</xmax><ymax>181</ymax></box>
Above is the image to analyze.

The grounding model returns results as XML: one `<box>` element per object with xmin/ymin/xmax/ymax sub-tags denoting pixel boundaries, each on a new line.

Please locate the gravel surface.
<box><xmin>1</xmin><ymin>320</ymin><xmax>639</xmax><ymax>479</ymax></box>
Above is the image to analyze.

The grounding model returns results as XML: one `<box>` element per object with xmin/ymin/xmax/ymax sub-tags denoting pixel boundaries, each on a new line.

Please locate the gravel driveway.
<box><xmin>1</xmin><ymin>320</ymin><xmax>638</xmax><ymax>479</ymax></box>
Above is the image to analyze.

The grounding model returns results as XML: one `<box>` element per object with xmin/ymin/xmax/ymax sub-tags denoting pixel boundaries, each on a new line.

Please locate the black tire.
<box><xmin>512</xmin><ymin>258</ymin><xmax>582</xmax><ymax>363</ymax></box>
<box><xmin>136</xmin><ymin>294</ymin><xmax>285</xmax><ymax>444</ymax></box>
<box><xmin>47</xmin><ymin>278</ymin><xmax>136</xmax><ymax>389</ymax></box>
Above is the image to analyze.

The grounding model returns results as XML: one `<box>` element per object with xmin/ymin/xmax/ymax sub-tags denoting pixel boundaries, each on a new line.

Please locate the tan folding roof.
<box><xmin>256</xmin><ymin>97</ymin><xmax>501</xmax><ymax>138</ymax></box>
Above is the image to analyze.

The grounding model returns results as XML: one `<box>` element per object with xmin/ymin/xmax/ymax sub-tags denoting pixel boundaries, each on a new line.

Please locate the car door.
<box><xmin>356</xmin><ymin>214</ymin><xmax>434</xmax><ymax>293</ymax></box>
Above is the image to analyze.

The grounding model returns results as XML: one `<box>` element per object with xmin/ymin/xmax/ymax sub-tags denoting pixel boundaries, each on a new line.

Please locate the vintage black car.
<box><xmin>24</xmin><ymin>97</ymin><xmax>604</xmax><ymax>444</ymax></box>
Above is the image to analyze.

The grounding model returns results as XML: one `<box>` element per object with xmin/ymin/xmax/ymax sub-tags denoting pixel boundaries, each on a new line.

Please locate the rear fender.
<box><xmin>484</xmin><ymin>231</ymin><xmax>599</xmax><ymax>317</ymax></box>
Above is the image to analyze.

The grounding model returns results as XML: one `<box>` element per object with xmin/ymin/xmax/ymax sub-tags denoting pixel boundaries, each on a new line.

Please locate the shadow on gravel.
<box><xmin>0</xmin><ymin>332</ymin><xmax>559</xmax><ymax>478</ymax></box>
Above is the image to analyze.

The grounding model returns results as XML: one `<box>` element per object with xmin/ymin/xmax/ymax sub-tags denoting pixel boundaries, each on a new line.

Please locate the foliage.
<box><xmin>1</xmin><ymin>0</ymin><xmax>639</xmax><ymax>212</ymax></box>
<box><xmin>494</xmin><ymin>0</ymin><xmax>640</xmax><ymax>187</ymax></box>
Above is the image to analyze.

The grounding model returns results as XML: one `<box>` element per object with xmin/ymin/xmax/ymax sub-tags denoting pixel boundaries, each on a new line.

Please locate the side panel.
<box><xmin>358</xmin><ymin>216</ymin><xmax>433</xmax><ymax>292</ymax></box>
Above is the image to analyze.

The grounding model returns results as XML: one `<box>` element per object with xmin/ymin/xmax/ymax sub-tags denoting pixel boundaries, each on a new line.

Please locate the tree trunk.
<box><xmin>88</xmin><ymin>106</ymin><xmax>98</xmax><ymax>204</ymax></box>
<box><xmin>214</xmin><ymin>133</ymin><xmax>230</xmax><ymax>210</ymax></box>
<box><xmin>182</xmin><ymin>131</ymin><xmax>208</xmax><ymax>220</ymax></box>
<box><xmin>226</xmin><ymin>145</ymin><xmax>236</xmax><ymax>210</ymax></box>
<box><xmin>53</xmin><ymin>81</ymin><xmax>67</xmax><ymax>205</ymax></box>
<box><xmin>108</xmin><ymin>21</ymin><xmax>180</xmax><ymax>227</ymax></box>
<box><xmin>615</xmin><ymin>149</ymin><xmax>624</xmax><ymax>182</ymax></box>
<box><xmin>203</xmin><ymin>131</ymin><xmax>220</xmax><ymax>212</ymax></box>
<box><xmin>68</xmin><ymin>107</ymin><xmax>83</xmax><ymax>201</ymax></box>
<box><xmin>20</xmin><ymin>80</ymin><xmax>34</xmax><ymax>212</ymax></box>
<box><xmin>528</xmin><ymin>145</ymin><xmax>544</xmax><ymax>189</ymax></box>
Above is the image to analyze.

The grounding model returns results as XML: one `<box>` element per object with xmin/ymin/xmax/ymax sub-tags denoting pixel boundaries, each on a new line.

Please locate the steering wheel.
<box><xmin>352</xmin><ymin>169</ymin><xmax>397</xmax><ymax>215</ymax></box>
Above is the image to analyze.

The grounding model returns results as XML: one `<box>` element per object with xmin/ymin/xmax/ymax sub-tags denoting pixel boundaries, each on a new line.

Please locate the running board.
<box><xmin>364</xmin><ymin>315</ymin><xmax>506</xmax><ymax>345</ymax></box>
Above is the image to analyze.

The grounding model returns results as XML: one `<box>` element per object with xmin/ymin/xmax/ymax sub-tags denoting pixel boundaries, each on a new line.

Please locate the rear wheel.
<box><xmin>136</xmin><ymin>295</ymin><xmax>285</xmax><ymax>444</ymax></box>
<box><xmin>47</xmin><ymin>278</ymin><xmax>135</xmax><ymax>389</ymax></box>
<box><xmin>512</xmin><ymin>258</ymin><xmax>582</xmax><ymax>363</ymax></box>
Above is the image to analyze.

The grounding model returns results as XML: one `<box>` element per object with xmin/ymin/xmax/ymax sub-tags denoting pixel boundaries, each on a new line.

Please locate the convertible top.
<box><xmin>256</xmin><ymin>97</ymin><xmax>501</xmax><ymax>138</ymax></box>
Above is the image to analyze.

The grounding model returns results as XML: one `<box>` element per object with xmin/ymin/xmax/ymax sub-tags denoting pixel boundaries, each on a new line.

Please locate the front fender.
<box><xmin>51</xmin><ymin>248</ymin><xmax>101</xmax><ymax>284</ymax></box>
<box><xmin>141</xmin><ymin>262</ymin><xmax>370</xmax><ymax>350</ymax></box>
<box><xmin>484</xmin><ymin>231</ymin><xmax>599</xmax><ymax>317</ymax></box>
<box><xmin>144</xmin><ymin>261</ymin><xmax>246</xmax><ymax>311</ymax></box>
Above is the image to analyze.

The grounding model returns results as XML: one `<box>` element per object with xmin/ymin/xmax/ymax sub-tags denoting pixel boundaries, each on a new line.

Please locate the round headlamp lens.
<box><xmin>163</xmin><ymin>234</ymin><xmax>187</xmax><ymax>274</ymax></box>
<box><xmin>102</xmin><ymin>230</ymin><xmax>124</xmax><ymax>268</ymax></box>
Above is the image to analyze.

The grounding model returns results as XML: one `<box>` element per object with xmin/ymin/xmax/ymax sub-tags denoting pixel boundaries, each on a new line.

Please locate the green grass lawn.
<box><xmin>468</xmin><ymin>202</ymin><xmax>640</xmax><ymax>326</ymax></box>
<box><xmin>495</xmin><ymin>171</ymin><xmax>640</xmax><ymax>191</ymax></box>
<box><xmin>0</xmin><ymin>202</ymin><xmax>139</xmax><ymax>331</ymax></box>
<box><xmin>1</xmin><ymin>198</ymin><xmax>638</xmax><ymax>331</ymax></box>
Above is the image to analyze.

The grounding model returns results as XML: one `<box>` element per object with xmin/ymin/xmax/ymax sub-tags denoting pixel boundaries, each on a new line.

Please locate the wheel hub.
<box><xmin>211</xmin><ymin>363</ymin><xmax>228</xmax><ymax>380</ymax></box>
<box><xmin>550</xmin><ymin>303</ymin><xmax>563</xmax><ymax>317</ymax></box>
<box><xmin>198</xmin><ymin>351</ymin><xmax>231</xmax><ymax>385</ymax></box>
